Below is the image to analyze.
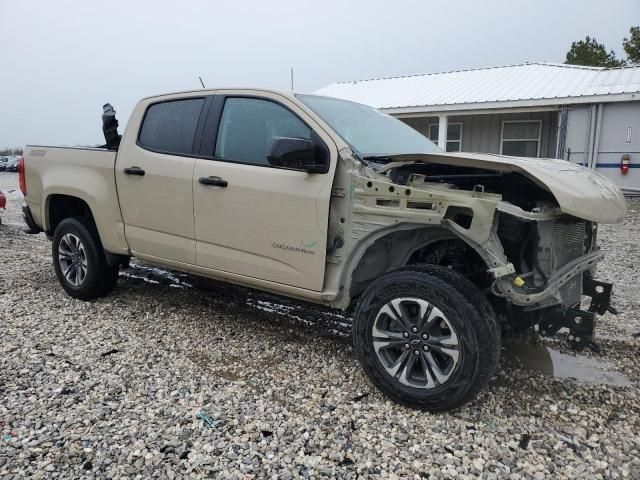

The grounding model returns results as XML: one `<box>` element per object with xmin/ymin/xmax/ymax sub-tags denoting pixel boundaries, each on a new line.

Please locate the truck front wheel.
<box><xmin>52</xmin><ymin>217</ymin><xmax>119</xmax><ymax>300</ymax></box>
<box><xmin>352</xmin><ymin>266</ymin><xmax>500</xmax><ymax>411</ymax></box>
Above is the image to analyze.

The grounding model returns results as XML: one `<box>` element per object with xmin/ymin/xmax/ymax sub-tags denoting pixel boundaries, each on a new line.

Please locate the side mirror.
<box><xmin>267</xmin><ymin>137</ymin><xmax>327</xmax><ymax>173</ymax></box>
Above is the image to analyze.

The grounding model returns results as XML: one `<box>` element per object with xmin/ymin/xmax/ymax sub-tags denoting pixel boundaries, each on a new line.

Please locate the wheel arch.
<box><xmin>42</xmin><ymin>189</ymin><xmax>129</xmax><ymax>257</ymax></box>
<box><xmin>44</xmin><ymin>193</ymin><xmax>129</xmax><ymax>267</ymax></box>
<box><xmin>342</xmin><ymin>224</ymin><xmax>491</xmax><ymax>303</ymax></box>
<box><xmin>45</xmin><ymin>193</ymin><xmax>96</xmax><ymax>235</ymax></box>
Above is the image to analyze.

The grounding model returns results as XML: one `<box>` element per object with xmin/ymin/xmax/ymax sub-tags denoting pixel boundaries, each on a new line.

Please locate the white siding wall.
<box><xmin>595</xmin><ymin>102</ymin><xmax>640</xmax><ymax>193</ymax></box>
<box><xmin>400</xmin><ymin>111</ymin><xmax>558</xmax><ymax>157</ymax></box>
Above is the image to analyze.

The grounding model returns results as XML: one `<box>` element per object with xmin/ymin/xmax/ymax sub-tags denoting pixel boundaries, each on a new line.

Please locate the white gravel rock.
<box><xmin>1</xmin><ymin>172</ymin><xmax>639</xmax><ymax>478</ymax></box>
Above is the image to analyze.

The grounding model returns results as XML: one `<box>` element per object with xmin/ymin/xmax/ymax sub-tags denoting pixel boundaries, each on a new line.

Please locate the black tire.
<box><xmin>352</xmin><ymin>265</ymin><xmax>500</xmax><ymax>412</ymax></box>
<box><xmin>402</xmin><ymin>264</ymin><xmax>500</xmax><ymax>341</ymax></box>
<box><xmin>52</xmin><ymin>217</ymin><xmax>119</xmax><ymax>300</ymax></box>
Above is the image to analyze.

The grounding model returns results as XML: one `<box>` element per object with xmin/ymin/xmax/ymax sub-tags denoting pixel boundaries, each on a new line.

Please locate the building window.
<box><xmin>501</xmin><ymin>120</ymin><xmax>541</xmax><ymax>157</ymax></box>
<box><xmin>428</xmin><ymin>123</ymin><xmax>462</xmax><ymax>152</ymax></box>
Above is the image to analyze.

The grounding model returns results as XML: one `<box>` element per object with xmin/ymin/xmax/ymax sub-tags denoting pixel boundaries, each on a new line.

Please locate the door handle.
<box><xmin>123</xmin><ymin>166</ymin><xmax>145</xmax><ymax>176</ymax></box>
<box><xmin>199</xmin><ymin>176</ymin><xmax>228</xmax><ymax>187</ymax></box>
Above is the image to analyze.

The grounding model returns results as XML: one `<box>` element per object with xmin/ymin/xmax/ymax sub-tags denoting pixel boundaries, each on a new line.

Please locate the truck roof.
<box><xmin>139</xmin><ymin>87</ymin><xmax>302</xmax><ymax>102</ymax></box>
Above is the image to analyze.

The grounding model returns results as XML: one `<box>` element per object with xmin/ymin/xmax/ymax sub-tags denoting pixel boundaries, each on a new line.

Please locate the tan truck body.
<box><xmin>21</xmin><ymin>88</ymin><xmax>627</xmax><ymax>410</ymax></box>
<box><xmin>23</xmin><ymin>88</ymin><xmax>625</xmax><ymax>309</ymax></box>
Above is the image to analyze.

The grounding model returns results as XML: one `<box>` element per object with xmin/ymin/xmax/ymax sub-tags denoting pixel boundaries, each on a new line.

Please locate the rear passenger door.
<box><xmin>192</xmin><ymin>93</ymin><xmax>336</xmax><ymax>291</ymax></box>
<box><xmin>116</xmin><ymin>95</ymin><xmax>209</xmax><ymax>264</ymax></box>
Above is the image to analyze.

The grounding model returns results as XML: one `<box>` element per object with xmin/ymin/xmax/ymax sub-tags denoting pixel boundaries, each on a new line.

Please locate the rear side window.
<box><xmin>138</xmin><ymin>98</ymin><xmax>205</xmax><ymax>155</ymax></box>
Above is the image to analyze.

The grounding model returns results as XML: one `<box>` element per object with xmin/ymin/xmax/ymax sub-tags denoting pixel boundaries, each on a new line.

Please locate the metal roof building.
<box><xmin>315</xmin><ymin>62</ymin><xmax>640</xmax><ymax>113</ymax></box>
<box><xmin>316</xmin><ymin>63</ymin><xmax>640</xmax><ymax>194</ymax></box>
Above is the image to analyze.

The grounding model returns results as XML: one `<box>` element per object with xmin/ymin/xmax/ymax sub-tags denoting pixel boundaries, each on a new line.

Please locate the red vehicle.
<box><xmin>0</xmin><ymin>190</ymin><xmax>6</xmax><ymax>225</ymax></box>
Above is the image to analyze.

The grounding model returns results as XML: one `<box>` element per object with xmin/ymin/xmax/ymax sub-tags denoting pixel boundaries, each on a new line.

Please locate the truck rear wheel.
<box><xmin>52</xmin><ymin>217</ymin><xmax>119</xmax><ymax>300</ymax></box>
<box><xmin>352</xmin><ymin>266</ymin><xmax>500</xmax><ymax>411</ymax></box>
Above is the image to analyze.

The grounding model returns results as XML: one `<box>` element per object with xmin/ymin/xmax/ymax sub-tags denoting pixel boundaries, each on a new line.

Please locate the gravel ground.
<box><xmin>1</xmin><ymin>171</ymin><xmax>640</xmax><ymax>479</ymax></box>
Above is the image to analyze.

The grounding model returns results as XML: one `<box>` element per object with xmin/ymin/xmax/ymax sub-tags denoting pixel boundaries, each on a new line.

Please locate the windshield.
<box><xmin>296</xmin><ymin>94</ymin><xmax>441</xmax><ymax>158</ymax></box>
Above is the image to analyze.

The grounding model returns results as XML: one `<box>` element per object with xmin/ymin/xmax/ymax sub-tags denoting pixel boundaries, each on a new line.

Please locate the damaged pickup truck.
<box><xmin>21</xmin><ymin>90</ymin><xmax>626</xmax><ymax>411</ymax></box>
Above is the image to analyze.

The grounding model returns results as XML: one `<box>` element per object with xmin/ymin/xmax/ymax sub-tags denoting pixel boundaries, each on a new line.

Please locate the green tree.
<box><xmin>564</xmin><ymin>36</ymin><xmax>624</xmax><ymax>67</ymax></box>
<box><xmin>623</xmin><ymin>26</ymin><xmax>640</xmax><ymax>64</ymax></box>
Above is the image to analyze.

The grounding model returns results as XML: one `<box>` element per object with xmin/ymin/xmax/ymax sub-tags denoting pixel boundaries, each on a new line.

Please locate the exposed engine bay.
<box><xmin>387</xmin><ymin>162</ymin><xmax>557</xmax><ymax>212</ymax></box>
<box><xmin>335</xmin><ymin>154</ymin><xmax>622</xmax><ymax>352</ymax></box>
<box><xmin>386</xmin><ymin>163</ymin><xmax>597</xmax><ymax>305</ymax></box>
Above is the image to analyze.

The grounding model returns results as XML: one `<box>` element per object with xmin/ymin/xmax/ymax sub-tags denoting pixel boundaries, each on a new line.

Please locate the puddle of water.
<box><xmin>248</xmin><ymin>298</ymin><xmax>351</xmax><ymax>337</ymax></box>
<box><xmin>503</xmin><ymin>340</ymin><xmax>631</xmax><ymax>387</ymax></box>
<box><xmin>122</xmin><ymin>261</ymin><xmax>352</xmax><ymax>337</ymax></box>
<box><xmin>119</xmin><ymin>271</ymin><xmax>160</xmax><ymax>285</ymax></box>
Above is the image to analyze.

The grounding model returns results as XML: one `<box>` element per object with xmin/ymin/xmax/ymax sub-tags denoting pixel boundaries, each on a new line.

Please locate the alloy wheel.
<box><xmin>58</xmin><ymin>233</ymin><xmax>88</xmax><ymax>287</ymax></box>
<box><xmin>372</xmin><ymin>297</ymin><xmax>460</xmax><ymax>388</ymax></box>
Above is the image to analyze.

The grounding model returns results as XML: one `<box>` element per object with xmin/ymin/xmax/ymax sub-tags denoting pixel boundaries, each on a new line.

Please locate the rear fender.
<box><xmin>40</xmin><ymin>163</ymin><xmax>128</xmax><ymax>254</ymax></box>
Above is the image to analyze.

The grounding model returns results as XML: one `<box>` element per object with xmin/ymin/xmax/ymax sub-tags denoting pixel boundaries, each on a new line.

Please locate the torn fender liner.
<box><xmin>378</xmin><ymin>152</ymin><xmax>627</xmax><ymax>224</ymax></box>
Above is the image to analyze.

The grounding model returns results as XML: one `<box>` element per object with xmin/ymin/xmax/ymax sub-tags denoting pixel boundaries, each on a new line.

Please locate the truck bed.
<box><xmin>23</xmin><ymin>145</ymin><xmax>128</xmax><ymax>254</ymax></box>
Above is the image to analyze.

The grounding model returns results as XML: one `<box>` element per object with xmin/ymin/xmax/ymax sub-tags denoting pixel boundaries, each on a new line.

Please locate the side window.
<box><xmin>138</xmin><ymin>98</ymin><xmax>205</xmax><ymax>155</ymax></box>
<box><xmin>215</xmin><ymin>97</ymin><xmax>311</xmax><ymax>166</ymax></box>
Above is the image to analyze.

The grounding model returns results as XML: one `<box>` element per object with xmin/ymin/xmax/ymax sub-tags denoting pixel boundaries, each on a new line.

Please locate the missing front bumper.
<box><xmin>493</xmin><ymin>250</ymin><xmax>604</xmax><ymax>309</ymax></box>
<box><xmin>538</xmin><ymin>276</ymin><xmax>615</xmax><ymax>352</ymax></box>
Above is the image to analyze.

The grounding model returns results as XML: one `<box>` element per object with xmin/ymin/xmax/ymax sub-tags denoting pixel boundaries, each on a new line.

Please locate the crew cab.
<box><xmin>21</xmin><ymin>89</ymin><xmax>626</xmax><ymax>411</ymax></box>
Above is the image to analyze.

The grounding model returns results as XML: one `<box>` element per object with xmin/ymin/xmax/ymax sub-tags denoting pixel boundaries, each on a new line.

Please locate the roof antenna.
<box><xmin>290</xmin><ymin>67</ymin><xmax>294</xmax><ymax>91</ymax></box>
<box><xmin>198</xmin><ymin>76</ymin><xmax>206</xmax><ymax>89</ymax></box>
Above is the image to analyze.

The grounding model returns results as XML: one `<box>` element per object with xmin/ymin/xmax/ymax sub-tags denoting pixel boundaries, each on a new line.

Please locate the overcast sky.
<box><xmin>1</xmin><ymin>0</ymin><xmax>637</xmax><ymax>148</ymax></box>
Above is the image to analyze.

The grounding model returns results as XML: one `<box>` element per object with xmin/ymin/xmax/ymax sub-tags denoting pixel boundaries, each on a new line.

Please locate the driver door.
<box><xmin>193</xmin><ymin>93</ymin><xmax>335</xmax><ymax>291</ymax></box>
